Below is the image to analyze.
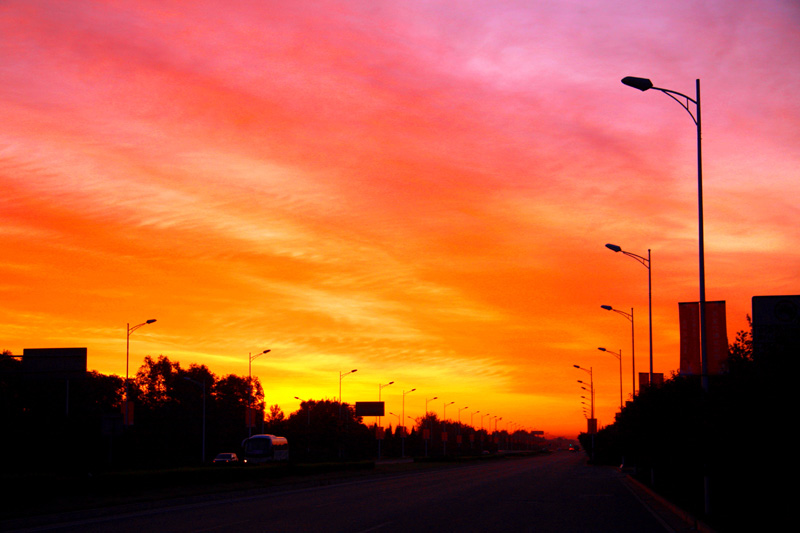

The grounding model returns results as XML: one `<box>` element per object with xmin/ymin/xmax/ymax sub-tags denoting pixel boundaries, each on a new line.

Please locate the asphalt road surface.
<box><xmin>6</xmin><ymin>453</ymin><xmax>696</xmax><ymax>532</ymax></box>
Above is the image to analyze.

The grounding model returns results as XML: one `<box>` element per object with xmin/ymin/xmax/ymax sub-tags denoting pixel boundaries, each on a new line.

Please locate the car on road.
<box><xmin>212</xmin><ymin>452</ymin><xmax>239</xmax><ymax>464</ymax></box>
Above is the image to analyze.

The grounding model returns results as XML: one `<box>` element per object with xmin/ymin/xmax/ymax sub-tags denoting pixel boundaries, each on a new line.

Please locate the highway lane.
<box><xmin>8</xmin><ymin>453</ymin><xmax>687</xmax><ymax>532</ymax></box>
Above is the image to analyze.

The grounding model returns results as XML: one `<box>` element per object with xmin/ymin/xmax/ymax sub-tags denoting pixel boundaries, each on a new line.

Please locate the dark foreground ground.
<box><xmin>2</xmin><ymin>452</ymin><xmax>716</xmax><ymax>532</ymax></box>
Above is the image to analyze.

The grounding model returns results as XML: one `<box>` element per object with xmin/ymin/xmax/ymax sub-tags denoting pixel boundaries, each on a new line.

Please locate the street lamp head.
<box><xmin>351</xmin><ymin>369</ymin><xmax>358</xmax><ymax>373</ymax></box>
<box><xmin>622</xmin><ymin>76</ymin><xmax>653</xmax><ymax>91</ymax></box>
<box><xmin>573</xmin><ymin>364</ymin><xmax>581</xmax><ymax>369</ymax></box>
<box><xmin>600</xmin><ymin>305</ymin><xmax>613</xmax><ymax>311</ymax></box>
<box><xmin>605</xmin><ymin>243</ymin><xmax>622</xmax><ymax>253</ymax></box>
<box><xmin>388</xmin><ymin>381</ymin><xmax>394</xmax><ymax>385</ymax></box>
<box><xmin>146</xmin><ymin>319</ymin><xmax>157</xmax><ymax>324</ymax></box>
<box><xmin>598</xmin><ymin>347</ymin><xmax>607</xmax><ymax>352</ymax></box>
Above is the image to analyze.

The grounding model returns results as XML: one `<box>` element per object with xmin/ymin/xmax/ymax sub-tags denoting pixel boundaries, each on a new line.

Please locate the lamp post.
<box><xmin>621</xmin><ymin>76</ymin><xmax>707</xmax><ymax>393</ymax></box>
<box><xmin>124</xmin><ymin>319</ymin><xmax>156</xmax><ymax>425</ymax></box>
<box><xmin>601</xmin><ymin>305</ymin><xmax>636</xmax><ymax>398</ymax></box>
<box><xmin>378</xmin><ymin>381</ymin><xmax>394</xmax><ymax>427</ymax></box>
<box><xmin>401</xmin><ymin>388</ymin><xmax>415</xmax><ymax>457</ymax></box>
<box><xmin>481</xmin><ymin>413</ymin><xmax>491</xmax><ymax>433</ymax></box>
<box><xmin>457</xmin><ymin>406</ymin><xmax>469</xmax><ymax>452</ymax></box>
<box><xmin>442</xmin><ymin>401</ymin><xmax>454</xmax><ymax>421</ymax></box>
<box><xmin>470</xmin><ymin>410</ymin><xmax>480</xmax><ymax>428</ymax></box>
<box><xmin>247</xmin><ymin>349</ymin><xmax>270</xmax><ymax>436</ymax></box>
<box><xmin>294</xmin><ymin>396</ymin><xmax>311</xmax><ymax>454</ymax></box>
<box><xmin>338</xmin><ymin>369</ymin><xmax>358</xmax><ymax>419</ymax></box>
<box><xmin>458</xmin><ymin>406</ymin><xmax>469</xmax><ymax>425</ymax></box>
<box><xmin>424</xmin><ymin>396</ymin><xmax>438</xmax><ymax>457</ymax></box>
<box><xmin>575</xmin><ymin>364</ymin><xmax>595</xmax><ymax>461</ymax></box>
<box><xmin>598</xmin><ymin>347</ymin><xmax>623</xmax><ymax>410</ymax></box>
<box><xmin>425</xmin><ymin>396</ymin><xmax>438</xmax><ymax>416</ymax></box>
<box><xmin>183</xmin><ymin>377</ymin><xmax>206</xmax><ymax>463</ymax></box>
<box><xmin>606</xmin><ymin>244</ymin><xmax>652</xmax><ymax>387</ymax></box>
<box><xmin>623</xmin><ymin>76</ymin><xmax>710</xmax><ymax>517</ymax></box>
<box><xmin>573</xmin><ymin>365</ymin><xmax>594</xmax><ymax>420</ymax></box>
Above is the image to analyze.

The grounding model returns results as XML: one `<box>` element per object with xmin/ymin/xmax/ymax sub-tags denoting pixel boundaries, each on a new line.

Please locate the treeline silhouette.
<box><xmin>0</xmin><ymin>353</ymin><xmax>543</xmax><ymax>474</ymax></box>
<box><xmin>579</xmin><ymin>317</ymin><xmax>788</xmax><ymax>531</ymax></box>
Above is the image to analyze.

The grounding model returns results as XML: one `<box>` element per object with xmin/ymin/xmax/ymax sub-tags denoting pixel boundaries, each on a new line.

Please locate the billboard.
<box><xmin>22</xmin><ymin>348</ymin><xmax>87</xmax><ymax>379</ymax></box>
<box><xmin>355</xmin><ymin>401</ymin><xmax>385</xmax><ymax>417</ymax></box>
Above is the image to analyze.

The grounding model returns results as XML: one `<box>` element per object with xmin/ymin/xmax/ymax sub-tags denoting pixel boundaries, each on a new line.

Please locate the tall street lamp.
<box><xmin>623</xmin><ymin>76</ymin><xmax>711</xmax><ymax>518</ymax></box>
<box><xmin>601</xmin><ymin>305</ymin><xmax>636</xmax><ymax>398</ymax></box>
<box><xmin>575</xmin><ymin>364</ymin><xmax>595</xmax><ymax>461</ymax></box>
<box><xmin>424</xmin><ymin>397</ymin><xmax>438</xmax><ymax>457</ymax></box>
<box><xmin>294</xmin><ymin>396</ymin><xmax>311</xmax><ymax>454</ymax></box>
<box><xmin>338</xmin><ymin>369</ymin><xmax>358</xmax><ymax>419</ymax></box>
<box><xmin>621</xmin><ymin>76</ymin><xmax>707</xmax><ymax>392</ymax></box>
<box><xmin>248</xmin><ymin>349</ymin><xmax>270</xmax><ymax>436</ymax></box>
<box><xmin>425</xmin><ymin>396</ymin><xmax>438</xmax><ymax>416</ymax></box>
<box><xmin>606</xmin><ymin>244</ymin><xmax>652</xmax><ymax>387</ymax></box>
<box><xmin>378</xmin><ymin>381</ymin><xmax>394</xmax><ymax>427</ymax></box>
<box><xmin>573</xmin><ymin>365</ymin><xmax>594</xmax><ymax>420</ymax></box>
<box><xmin>125</xmin><ymin>319</ymin><xmax>156</xmax><ymax>425</ymax></box>
<box><xmin>442</xmin><ymin>401</ymin><xmax>454</xmax><ymax>421</ymax></box>
<box><xmin>458</xmin><ymin>406</ymin><xmax>469</xmax><ymax>425</ymax></box>
<box><xmin>598</xmin><ymin>347</ymin><xmax>623</xmax><ymax>410</ymax></box>
<box><xmin>401</xmin><ymin>388</ymin><xmax>415</xmax><ymax>457</ymax></box>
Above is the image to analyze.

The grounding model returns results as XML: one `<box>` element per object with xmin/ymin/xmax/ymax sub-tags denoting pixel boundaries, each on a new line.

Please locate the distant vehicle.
<box><xmin>212</xmin><ymin>452</ymin><xmax>239</xmax><ymax>464</ymax></box>
<box><xmin>241</xmin><ymin>434</ymin><xmax>289</xmax><ymax>464</ymax></box>
<box><xmin>568</xmin><ymin>444</ymin><xmax>580</xmax><ymax>452</ymax></box>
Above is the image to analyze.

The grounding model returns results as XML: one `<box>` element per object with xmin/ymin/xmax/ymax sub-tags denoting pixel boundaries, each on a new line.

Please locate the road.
<box><xmin>6</xmin><ymin>453</ymin><xmax>695</xmax><ymax>532</ymax></box>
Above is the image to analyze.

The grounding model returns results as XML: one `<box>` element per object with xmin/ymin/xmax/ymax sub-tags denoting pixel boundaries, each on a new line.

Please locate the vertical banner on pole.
<box><xmin>679</xmin><ymin>302</ymin><xmax>701</xmax><ymax>375</ymax></box>
<box><xmin>680</xmin><ymin>301</ymin><xmax>727</xmax><ymax>376</ymax></box>
<box><xmin>706</xmin><ymin>301</ymin><xmax>729</xmax><ymax>375</ymax></box>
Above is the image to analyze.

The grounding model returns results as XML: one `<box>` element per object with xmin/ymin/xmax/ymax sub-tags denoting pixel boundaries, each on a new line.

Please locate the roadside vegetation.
<box><xmin>578</xmin><ymin>317</ymin><xmax>788</xmax><ymax>531</ymax></box>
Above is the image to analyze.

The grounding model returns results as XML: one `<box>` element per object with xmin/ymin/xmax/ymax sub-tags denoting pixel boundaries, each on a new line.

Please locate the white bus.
<box><xmin>241</xmin><ymin>434</ymin><xmax>289</xmax><ymax>464</ymax></box>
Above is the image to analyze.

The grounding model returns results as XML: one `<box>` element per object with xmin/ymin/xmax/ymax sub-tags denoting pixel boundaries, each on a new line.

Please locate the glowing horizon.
<box><xmin>2</xmin><ymin>0</ymin><xmax>799</xmax><ymax>438</ymax></box>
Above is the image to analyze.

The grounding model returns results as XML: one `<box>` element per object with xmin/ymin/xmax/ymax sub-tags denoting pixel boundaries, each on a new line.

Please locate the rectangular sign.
<box><xmin>679</xmin><ymin>302</ymin><xmax>701</xmax><ymax>375</ymax></box>
<box><xmin>355</xmin><ymin>401</ymin><xmax>385</xmax><ymax>417</ymax></box>
<box><xmin>22</xmin><ymin>347</ymin><xmax>87</xmax><ymax>379</ymax></box>
<box><xmin>639</xmin><ymin>372</ymin><xmax>664</xmax><ymax>388</ymax></box>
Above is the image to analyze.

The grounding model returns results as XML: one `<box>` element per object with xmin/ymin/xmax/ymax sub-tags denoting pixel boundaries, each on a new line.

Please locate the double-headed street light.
<box><xmin>621</xmin><ymin>76</ymin><xmax>707</xmax><ymax>393</ymax></box>
<box><xmin>606</xmin><ymin>244</ymin><xmax>652</xmax><ymax>387</ymax></box>
<box><xmin>601</xmin><ymin>305</ymin><xmax>636</xmax><ymax>397</ymax></box>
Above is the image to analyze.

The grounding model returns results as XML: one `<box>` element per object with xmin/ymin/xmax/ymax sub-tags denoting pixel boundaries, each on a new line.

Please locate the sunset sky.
<box><xmin>2</xmin><ymin>0</ymin><xmax>798</xmax><ymax>438</ymax></box>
